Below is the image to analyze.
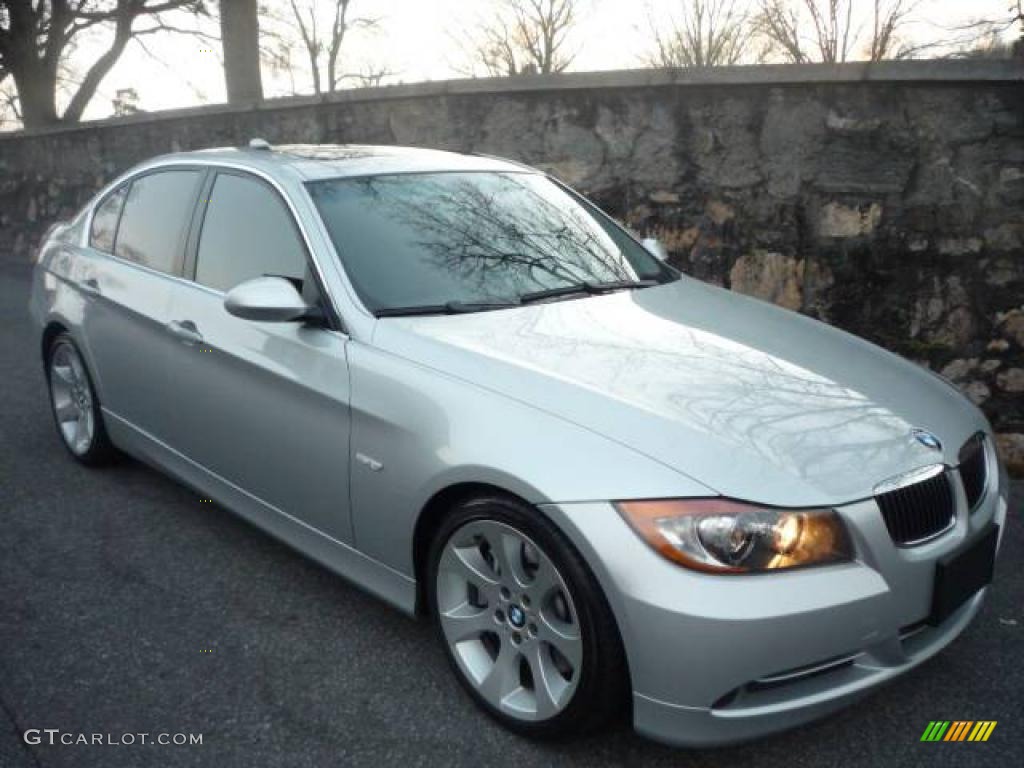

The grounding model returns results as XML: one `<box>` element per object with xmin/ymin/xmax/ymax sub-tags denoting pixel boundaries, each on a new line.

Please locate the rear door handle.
<box><xmin>166</xmin><ymin>320</ymin><xmax>204</xmax><ymax>345</ymax></box>
<box><xmin>80</xmin><ymin>278</ymin><xmax>101</xmax><ymax>296</ymax></box>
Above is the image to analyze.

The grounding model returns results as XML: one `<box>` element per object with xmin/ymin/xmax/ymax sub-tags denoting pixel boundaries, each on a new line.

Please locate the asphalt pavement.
<box><xmin>1</xmin><ymin>260</ymin><xmax>1021</xmax><ymax>768</ymax></box>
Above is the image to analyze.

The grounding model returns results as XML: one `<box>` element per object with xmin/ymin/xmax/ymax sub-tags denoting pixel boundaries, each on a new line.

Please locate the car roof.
<box><xmin>145</xmin><ymin>142</ymin><xmax>535</xmax><ymax>181</ymax></box>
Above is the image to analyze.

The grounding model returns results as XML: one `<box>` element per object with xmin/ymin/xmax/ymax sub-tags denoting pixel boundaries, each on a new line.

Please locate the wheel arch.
<box><xmin>412</xmin><ymin>481</ymin><xmax>529</xmax><ymax>617</ymax></box>
<box><xmin>41</xmin><ymin>320</ymin><xmax>69</xmax><ymax>363</ymax></box>
<box><xmin>40</xmin><ymin>317</ymin><xmax>107</xmax><ymax>403</ymax></box>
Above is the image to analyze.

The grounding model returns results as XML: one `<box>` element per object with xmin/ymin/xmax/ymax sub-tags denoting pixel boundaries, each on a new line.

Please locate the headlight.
<box><xmin>615</xmin><ymin>498</ymin><xmax>852</xmax><ymax>573</ymax></box>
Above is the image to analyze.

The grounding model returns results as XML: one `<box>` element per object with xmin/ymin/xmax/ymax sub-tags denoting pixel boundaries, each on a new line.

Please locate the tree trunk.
<box><xmin>220</xmin><ymin>0</ymin><xmax>263</xmax><ymax>103</ymax></box>
<box><xmin>308</xmin><ymin>48</ymin><xmax>321</xmax><ymax>94</ymax></box>
<box><xmin>11</xmin><ymin>64</ymin><xmax>59</xmax><ymax>130</ymax></box>
<box><xmin>4</xmin><ymin>0</ymin><xmax>60</xmax><ymax>130</ymax></box>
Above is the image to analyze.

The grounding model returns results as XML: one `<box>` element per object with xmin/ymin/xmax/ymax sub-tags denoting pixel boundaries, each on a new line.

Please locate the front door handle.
<box><xmin>80</xmin><ymin>278</ymin><xmax>101</xmax><ymax>296</ymax></box>
<box><xmin>166</xmin><ymin>320</ymin><xmax>204</xmax><ymax>345</ymax></box>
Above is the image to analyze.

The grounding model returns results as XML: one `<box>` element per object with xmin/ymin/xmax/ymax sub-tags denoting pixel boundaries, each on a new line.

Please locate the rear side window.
<box><xmin>89</xmin><ymin>184</ymin><xmax>127</xmax><ymax>253</ymax></box>
<box><xmin>194</xmin><ymin>173</ymin><xmax>307</xmax><ymax>292</ymax></box>
<box><xmin>114</xmin><ymin>170</ymin><xmax>202</xmax><ymax>275</ymax></box>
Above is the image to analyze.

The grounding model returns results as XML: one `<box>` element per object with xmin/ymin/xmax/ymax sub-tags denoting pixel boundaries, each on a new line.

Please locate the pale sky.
<box><xmin>40</xmin><ymin>0</ymin><xmax>1022</xmax><ymax>121</ymax></box>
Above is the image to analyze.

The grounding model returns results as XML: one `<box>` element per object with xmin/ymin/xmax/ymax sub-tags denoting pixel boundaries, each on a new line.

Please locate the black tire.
<box><xmin>427</xmin><ymin>493</ymin><xmax>629</xmax><ymax>739</ymax></box>
<box><xmin>45</xmin><ymin>332</ymin><xmax>117</xmax><ymax>466</ymax></box>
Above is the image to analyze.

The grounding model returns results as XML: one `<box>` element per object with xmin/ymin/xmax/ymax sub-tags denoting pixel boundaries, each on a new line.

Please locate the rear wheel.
<box><xmin>46</xmin><ymin>334</ymin><xmax>116</xmax><ymax>465</ymax></box>
<box><xmin>427</xmin><ymin>495</ymin><xmax>627</xmax><ymax>739</ymax></box>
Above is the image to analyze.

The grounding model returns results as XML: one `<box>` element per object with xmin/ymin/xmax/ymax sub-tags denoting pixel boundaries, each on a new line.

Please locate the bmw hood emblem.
<box><xmin>911</xmin><ymin>428</ymin><xmax>942</xmax><ymax>452</ymax></box>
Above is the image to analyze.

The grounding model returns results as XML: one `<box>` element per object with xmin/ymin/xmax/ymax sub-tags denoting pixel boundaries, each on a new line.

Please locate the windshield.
<box><xmin>307</xmin><ymin>171</ymin><xmax>673</xmax><ymax>315</ymax></box>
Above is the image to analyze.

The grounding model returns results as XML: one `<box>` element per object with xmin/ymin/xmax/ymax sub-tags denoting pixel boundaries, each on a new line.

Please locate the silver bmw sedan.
<box><xmin>29</xmin><ymin>142</ymin><xmax>1008</xmax><ymax>747</ymax></box>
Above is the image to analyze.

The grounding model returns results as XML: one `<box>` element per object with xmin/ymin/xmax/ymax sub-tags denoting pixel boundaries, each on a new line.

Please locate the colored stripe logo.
<box><xmin>921</xmin><ymin>721</ymin><xmax>997</xmax><ymax>742</ymax></box>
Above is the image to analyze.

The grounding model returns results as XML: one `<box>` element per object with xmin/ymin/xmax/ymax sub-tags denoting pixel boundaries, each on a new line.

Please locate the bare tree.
<box><xmin>1010</xmin><ymin>0</ymin><xmax>1023</xmax><ymax>55</ymax></box>
<box><xmin>455</xmin><ymin>0</ymin><xmax>579</xmax><ymax>77</ymax></box>
<box><xmin>958</xmin><ymin>30</ymin><xmax>1015</xmax><ymax>58</ymax></box>
<box><xmin>949</xmin><ymin>0</ymin><xmax>1023</xmax><ymax>59</ymax></box>
<box><xmin>754</xmin><ymin>0</ymin><xmax>809</xmax><ymax>61</ymax></box>
<box><xmin>346</xmin><ymin>60</ymin><xmax>390</xmax><ymax>87</ymax></box>
<box><xmin>867</xmin><ymin>1</ymin><xmax>921</xmax><ymax>61</ymax></box>
<box><xmin>754</xmin><ymin>0</ymin><xmax>854</xmax><ymax>62</ymax></box>
<box><xmin>260</xmin><ymin>0</ymin><xmax>388</xmax><ymax>95</ymax></box>
<box><xmin>754</xmin><ymin>0</ymin><xmax>921</xmax><ymax>63</ymax></box>
<box><xmin>645</xmin><ymin>0</ymin><xmax>761</xmax><ymax>68</ymax></box>
<box><xmin>0</xmin><ymin>0</ymin><xmax>206</xmax><ymax>129</ymax></box>
<box><xmin>221</xmin><ymin>0</ymin><xmax>262</xmax><ymax>102</ymax></box>
<box><xmin>807</xmin><ymin>0</ymin><xmax>854</xmax><ymax>61</ymax></box>
<box><xmin>460</xmin><ymin>15</ymin><xmax>520</xmax><ymax>76</ymax></box>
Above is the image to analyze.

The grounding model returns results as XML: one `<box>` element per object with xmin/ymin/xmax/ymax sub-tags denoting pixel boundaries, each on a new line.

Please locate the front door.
<box><xmin>161</xmin><ymin>170</ymin><xmax>353</xmax><ymax>544</ymax></box>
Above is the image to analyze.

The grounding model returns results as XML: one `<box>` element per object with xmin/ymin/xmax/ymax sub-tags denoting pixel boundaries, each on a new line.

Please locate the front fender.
<box><xmin>347</xmin><ymin>341</ymin><xmax>712</xmax><ymax>577</ymax></box>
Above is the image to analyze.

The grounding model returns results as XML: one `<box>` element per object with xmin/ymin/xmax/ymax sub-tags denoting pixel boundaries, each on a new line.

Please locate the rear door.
<box><xmin>161</xmin><ymin>169</ymin><xmax>353</xmax><ymax>543</ymax></box>
<box><xmin>79</xmin><ymin>168</ymin><xmax>205</xmax><ymax>443</ymax></box>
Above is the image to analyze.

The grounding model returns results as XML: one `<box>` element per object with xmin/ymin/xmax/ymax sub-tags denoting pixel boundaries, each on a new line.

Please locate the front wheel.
<box><xmin>427</xmin><ymin>495</ymin><xmax>627</xmax><ymax>739</ymax></box>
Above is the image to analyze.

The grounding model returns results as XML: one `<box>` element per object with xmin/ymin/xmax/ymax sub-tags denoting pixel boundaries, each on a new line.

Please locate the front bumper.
<box><xmin>541</xmin><ymin>470</ymin><xmax>1008</xmax><ymax>747</ymax></box>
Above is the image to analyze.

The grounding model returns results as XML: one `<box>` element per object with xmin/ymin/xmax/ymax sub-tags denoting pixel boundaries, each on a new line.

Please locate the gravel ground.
<box><xmin>1</xmin><ymin>261</ymin><xmax>1021</xmax><ymax>768</ymax></box>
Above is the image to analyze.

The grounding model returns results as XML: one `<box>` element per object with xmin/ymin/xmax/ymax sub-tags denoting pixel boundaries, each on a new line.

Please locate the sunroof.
<box><xmin>273</xmin><ymin>144</ymin><xmax>407</xmax><ymax>162</ymax></box>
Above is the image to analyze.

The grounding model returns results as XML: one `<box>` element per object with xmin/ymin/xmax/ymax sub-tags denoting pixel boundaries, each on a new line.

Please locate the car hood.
<box><xmin>372</xmin><ymin>278</ymin><xmax>986</xmax><ymax>507</ymax></box>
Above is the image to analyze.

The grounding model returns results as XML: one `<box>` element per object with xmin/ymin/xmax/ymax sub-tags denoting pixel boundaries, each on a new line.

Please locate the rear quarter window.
<box><xmin>89</xmin><ymin>184</ymin><xmax>127</xmax><ymax>253</ymax></box>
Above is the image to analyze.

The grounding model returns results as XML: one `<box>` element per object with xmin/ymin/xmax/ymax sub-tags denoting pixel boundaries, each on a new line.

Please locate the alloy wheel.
<box><xmin>49</xmin><ymin>341</ymin><xmax>96</xmax><ymax>456</ymax></box>
<box><xmin>435</xmin><ymin>519</ymin><xmax>583</xmax><ymax>721</ymax></box>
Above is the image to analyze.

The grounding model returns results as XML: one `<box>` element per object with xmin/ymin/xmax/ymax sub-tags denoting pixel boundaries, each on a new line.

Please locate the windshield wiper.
<box><xmin>519</xmin><ymin>279</ymin><xmax>658</xmax><ymax>305</ymax></box>
<box><xmin>375</xmin><ymin>300</ymin><xmax>520</xmax><ymax>317</ymax></box>
<box><xmin>374</xmin><ymin>280</ymin><xmax>659</xmax><ymax>316</ymax></box>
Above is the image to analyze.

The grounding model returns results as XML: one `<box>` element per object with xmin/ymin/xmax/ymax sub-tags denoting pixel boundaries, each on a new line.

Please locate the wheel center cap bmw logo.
<box><xmin>508</xmin><ymin>605</ymin><xmax>526</xmax><ymax>628</ymax></box>
<box><xmin>912</xmin><ymin>428</ymin><xmax>942</xmax><ymax>452</ymax></box>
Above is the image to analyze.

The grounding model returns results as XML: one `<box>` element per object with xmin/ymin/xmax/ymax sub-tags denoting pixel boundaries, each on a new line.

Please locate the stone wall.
<box><xmin>2</xmin><ymin>60</ymin><xmax>1022</xmax><ymax>471</ymax></box>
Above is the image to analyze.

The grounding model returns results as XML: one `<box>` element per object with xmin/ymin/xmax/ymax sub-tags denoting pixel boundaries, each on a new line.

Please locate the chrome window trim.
<box><xmin>81</xmin><ymin>158</ymin><xmax>349</xmax><ymax>338</ymax></box>
<box><xmin>85</xmin><ymin>245</ymin><xmax>228</xmax><ymax>297</ymax></box>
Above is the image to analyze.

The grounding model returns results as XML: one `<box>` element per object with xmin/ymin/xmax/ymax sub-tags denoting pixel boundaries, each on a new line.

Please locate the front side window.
<box><xmin>307</xmin><ymin>172</ymin><xmax>672</xmax><ymax>313</ymax></box>
<box><xmin>89</xmin><ymin>184</ymin><xmax>127</xmax><ymax>253</ymax></box>
<box><xmin>114</xmin><ymin>170</ymin><xmax>202</xmax><ymax>274</ymax></box>
<box><xmin>194</xmin><ymin>173</ymin><xmax>307</xmax><ymax>292</ymax></box>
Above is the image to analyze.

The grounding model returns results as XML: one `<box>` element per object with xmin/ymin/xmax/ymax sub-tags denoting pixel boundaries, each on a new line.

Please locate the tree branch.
<box><xmin>61</xmin><ymin>0</ymin><xmax>203</xmax><ymax>121</ymax></box>
<box><xmin>454</xmin><ymin>0</ymin><xmax>579</xmax><ymax>77</ymax></box>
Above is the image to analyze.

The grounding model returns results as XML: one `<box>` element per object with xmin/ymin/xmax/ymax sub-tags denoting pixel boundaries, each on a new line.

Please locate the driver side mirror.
<box><xmin>224</xmin><ymin>276</ymin><xmax>313</xmax><ymax>323</ymax></box>
<box><xmin>642</xmin><ymin>237</ymin><xmax>668</xmax><ymax>262</ymax></box>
